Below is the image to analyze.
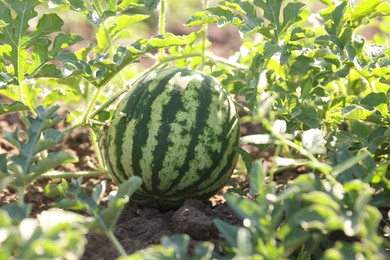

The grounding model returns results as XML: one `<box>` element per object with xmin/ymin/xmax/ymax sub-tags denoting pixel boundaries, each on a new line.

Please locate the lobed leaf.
<box><xmin>185</xmin><ymin>7</ymin><xmax>242</xmax><ymax>28</ymax></box>
<box><xmin>281</xmin><ymin>2</ymin><xmax>306</xmax><ymax>34</ymax></box>
<box><xmin>253</xmin><ymin>0</ymin><xmax>282</xmax><ymax>31</ymax></box>
<box><xmin>213</xmin><ymin>218</ymin><xmax>240</xmax><ymax>248</ymax></box>
<box><xmin>101</xmin><ymin>176</ymin><xmax>142</xmax><ymax>230</ymax></box>
<box><xmin>0</xmin><ymin>0</ymin><xmax>86</xmax><ymax>88</ymax></box>
<box><xmin>2</xmin><ymin>105</ymin><xmax>77</xmax><ymax>187</ymax></box>
<box><xmin>342</xmin><ymin>104</ymin><xmax>385</xmax><ymax>124</ymax></box>
<box><xmin>76</xmin><ymin>33</ymin><xmax>186</xmax><ymax>86</ymax></box>
<box><xmin>350</xmin><ymin>0</ymin><xmax>381</xmax><ymax>27</ymax></box>
<box><xmin>0</xmin><ymin>208</ymin><xmax>88</xmax><ymax>258</ymax></box>
<box><xmin>0</xmin><ymin>101</ymin><xmax>30</xmax><ymax>115</ymax></box>
<box><xmin>95</xmin><ymin>14</ymin><xmax>149</xmax><ymax>52</ymax></box>
<box><xmin>31</xmin><ymin>151</ymin><xmax>77</xmax><ymax>178</ymax></box>
<box><xmin>50</xmin><ymin>33</ymin><xmax>84</xmax><ymax>57</ymax></box>
<box><xmin>248</xmin><ymin>160</ymin><xmax>266</xmax><ymax>197</ymax></box>
<box><xmin>48</xmin><ymin>0</ymin><xmax>87</xmax><ymax>12</ymax></box>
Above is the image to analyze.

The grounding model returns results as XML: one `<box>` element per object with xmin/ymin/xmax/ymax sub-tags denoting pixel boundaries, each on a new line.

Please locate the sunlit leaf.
<box><xmin>281</xmin><ymin>2</ymin><xmax>305</xmax><ymax>34</ymax></box>
<box><xmin>350</xmin><ymin>0</ymin><xmax>381</xmax><ymax>26</ymax></box>
<box><xmin>302</xmin><ymin>129</ymin><xmax>326</xmax><ymax>154</ymax></box>
<box><xmin>342</xmin><ymin>104</ymin><xmax>385</xmax><ymax>124</ymax></box>
<box><xmin>185</xmin><ymin>7</ymin><xmax>242</xmax><ymax>28</ymax></box>
<box><xmin>253</xmin><ymin>0</ymin><xmax>282</xmax><ymax>32</ymax></box>
<box><xmin>48</xmin><ymin>0</ymin><xmax>86</xmax><ymax>11</ymax></box>
<box><xmin>101</xmin><ymin>176</ymin><xmax>142</xmax><ymax>229</ymax></box>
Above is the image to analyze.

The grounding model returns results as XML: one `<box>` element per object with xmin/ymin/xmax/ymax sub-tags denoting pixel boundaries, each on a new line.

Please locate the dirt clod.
<box><xmin>183</xmin><ymin>198</ymin><xmax>206</xmax><ymax>210</ymax></box>
<box><xmin>172</xmin><ymin>205</ymin><xmax>217</xmax><ymax>240</ymax></box>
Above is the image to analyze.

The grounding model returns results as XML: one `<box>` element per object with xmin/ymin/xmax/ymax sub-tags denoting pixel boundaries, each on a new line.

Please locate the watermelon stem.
<box><xmin>107</xmin><ymin>230</ymin><xmax>127</xmax><ymax>256</ymax></box>
<box><xmin>101</xmin><ymin>21</ymin><xmax>127</xmax><ymax>85</ymax></box>
<box><xmin>83</xmin><ymin>87</ymin><xmax>103</xmax><ymax>125</ymax></box>
<box><xmin>40</xmin><ymin>170</ymin><xmax>108</xmax><ymax>179</ymax></box>
<box><xmin>233</xmin><ymin>99</ymin><xmax>251</xmax><ymax>113</ymax></box>
<box><xmin>263</xmin><ymin>120</ymin><xmax>334</xmax><ymax>179</ymax></box>
<box><xmin>89</xmin><ymin>128</ymin><xmax>105</xmax><ymax>169</ymax></box>
<box><xmin>90</xmin><ymin>89</ymin><xmax>128</xmax><ymax>119</ymax></box>
<box><xmin>158</xmin><ymin>0</ymin><xmax>166</xmax><ymax>59</ymax></box>
<box><xmin>201</xmin><ymin>0</ymin><xmax>209</xmax><ymax>64</ymax></box>
<box><xmin>139</xmin><ymin>53</ymin><xmax>202</xmax><ymax>79</ymax></box>
<box><xmin>206</xmin><ymin>53</ymin><xmax>249</xmax><ymax>70</ymax></box>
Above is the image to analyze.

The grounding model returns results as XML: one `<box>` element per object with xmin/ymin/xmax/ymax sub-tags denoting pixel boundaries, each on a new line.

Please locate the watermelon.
<box><xmin>105</xmin><ymin>67</ymin><xmax>240</xmax><ymax>209</ymax></box>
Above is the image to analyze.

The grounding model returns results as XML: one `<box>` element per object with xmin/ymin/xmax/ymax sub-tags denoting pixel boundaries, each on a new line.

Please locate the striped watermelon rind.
<box><xmin>105</xmin><ymin>67</ymin><xmax>240</xmax><ymax>209</ymax></box>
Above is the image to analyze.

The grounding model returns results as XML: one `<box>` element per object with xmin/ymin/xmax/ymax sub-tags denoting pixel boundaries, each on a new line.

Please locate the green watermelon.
<box><xmin>105</xmin><ymin>67</ymin><xmax>240</xmax><ymax>209</ymax></box>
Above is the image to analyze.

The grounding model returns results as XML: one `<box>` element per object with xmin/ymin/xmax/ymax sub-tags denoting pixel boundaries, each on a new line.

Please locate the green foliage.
<box><xmin>46</xmin><ymin>176</ymin><xmax>142</xmax><ymax>232</ymax></box>
<box><xmin>0</xmin><ymin>105</ymin><xmax>76</xmax><ymax>223</ymax></box>
<box><xmin>212</xmin><ymin>162</ymin><xmax>389</xmax><ymax>259</ymax></box>
<box><xmin>0</xmin><ymin>208</ymin><xmax>87</xmax><ymax>259</ymax></box>
<box><xmin>124</xmin><ymin>234</ymin><xmax>214</xmax><ymax>259</ymax></box>
<box><xmin>1</xmin><ymin>106</ymin><xmax>75</xmax><ymax>185</ymax></box>
<box><xmin>182</xmin><ymin>0</ymin><xmax>390</xmax><ymax>258</ymax></box>
<box><xmin>46</xmin><ymin>176</ymin><xmax>142</xmax><ymax>255</ymax></box>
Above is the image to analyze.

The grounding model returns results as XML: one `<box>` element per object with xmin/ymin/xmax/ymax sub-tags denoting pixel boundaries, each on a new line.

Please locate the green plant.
<box><xmin>121</xmin><ymin>234</ymin><xmax>215</xmax><ymax>259</ymax></box>
<box><xmin>45</xmin><ymin>176</ymin><xmax>142</xmax><ymax>256</ymax></box>
<box><xmin>212</xmin><ymin>161</ymin><xmax>389</xmax><ymax>259</ymax></box>
<box><xmin>0</xmin><ymin>208</ymin><xmax>87</xmax><ymax>259</ymax></box>
<box><xmin>0</xmin><ymin>105</ymin><xmax>76</xmax><ymax>221</ymax></box>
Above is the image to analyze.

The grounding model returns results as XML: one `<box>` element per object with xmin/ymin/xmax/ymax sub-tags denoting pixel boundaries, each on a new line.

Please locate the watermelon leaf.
<box><xmin>128</xmin><ymin>234</ymin><xmax>214</xmax><ymax>258</ymax></box>
<box><xmin>4</xmin><ymin>105</ymin><xmax>76</xmax><ymax>190</ymax></box>
<box><xmin>102</xmin><ymin>176</ymin><xmax>142</xmax><ymax>229</ymax></box>
<box><xmin>46</xmin><ymin>176</ymin><xmax>142</xmax><ymax>232</ymax></box>
<box><xmin>0</xmin><ymin>101</ymin><xmax>30</xmax><ymax>115</ymax></box>
<box><xmin>60</xmin><ymin>33</ymin><xmax>187</xmax><ymax>87</ymax></box>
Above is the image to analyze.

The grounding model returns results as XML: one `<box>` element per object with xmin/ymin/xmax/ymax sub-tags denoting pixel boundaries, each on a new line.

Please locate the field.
<box><xmin>1</xmin><ymin>0</ymin><xmax>390</xmax><ymax>259</ymax></box>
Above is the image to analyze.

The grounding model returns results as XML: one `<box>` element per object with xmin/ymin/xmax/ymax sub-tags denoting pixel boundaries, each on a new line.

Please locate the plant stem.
<box><xmin>206</xmin><ymin>53</ymin><xmax>249</xmax><ymax>70</ymax></box>
<box><xmin>91</xmin><ymin>0</ymin><xmax>104</xmax><ymax>16</ymax></box>
<box><xmin>337</xmin><ymin>78</ymin><xmax>347</xmax><ymax>96</ymax></box>
<box><xmin>18</xmin><ymin>188</ymin><xmax>24</xmax><ymax>205</ymax></box>
<box><xmin>89</xmin><ymin>128</ymin><xmax>105</xmax><ymax>169</ymax></box>
<box><xmin>201</xmin><ymin>0</ymin><xmax>209</xmax><ymax>63</ymax></box>
<box><xmin>83</xmin><ymin>87</ymin><xmax>103</xmax><ymax>124</ymax></box>
<box><xmin>233</xmin><ymin>99</ymin><xmax>251</xmax><ymax>113</ymax></box>
<box><xmin>102</xmin><ymin>21</ymin><xmax>127</xmax><ymax>85</ymax></box>
<box><xmin>40</xmin><ymin>170</ymin><xmax>108</xmax><ymax>179</ymax></box>
<box><xmin>107</xmin><ymin>230</ymin><xmax>127</xmax><ymax>256</ymax></box>
<box><xmin>90</xmin><ymin>89</ymin><xmax>127</xmax><ymax>118</ymax></box>
<box><xmin>141</xmin><ymin>53</ymin><xmax>202</xmax><ymax>78</ymax></box>
<box><xmin>332</xmin><ymin>150</ymin><xmax>370</xmax><ymax>177</ymax></box>
<box><xmin>269</xmin><ymin>145</ymin><xmax>281</xmax><ymax>181</ymax></box>
<box><xmin>159</xmin><ymin>0</ymin><xmax>166</xmax><ymax>58</ymax></box>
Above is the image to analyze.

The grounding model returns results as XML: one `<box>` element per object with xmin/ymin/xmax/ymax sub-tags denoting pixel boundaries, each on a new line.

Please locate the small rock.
<box><xmin>171</xmin><ymin>206</ymin><xmax>217</xmax><ymax>240</ymax></box>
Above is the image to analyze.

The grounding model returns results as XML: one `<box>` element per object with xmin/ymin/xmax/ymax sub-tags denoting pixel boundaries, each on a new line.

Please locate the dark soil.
<box><xmin>83</xmin><ymin>200</ymin><xmax>242</xmax><ymax>259</ymax></box>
